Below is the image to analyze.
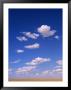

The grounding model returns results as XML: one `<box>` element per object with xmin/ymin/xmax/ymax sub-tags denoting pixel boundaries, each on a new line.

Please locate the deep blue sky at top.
<box><xmin>9</xmin><ymin>9</ymin><xmax>62</xmax><ymax>73</ymax></box>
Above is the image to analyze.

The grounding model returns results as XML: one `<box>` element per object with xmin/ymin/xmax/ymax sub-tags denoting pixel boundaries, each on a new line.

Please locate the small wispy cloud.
<box><xmin>8</xmin><ymin>68</ymin><xmax>12</xmax><ymax>72</ymax></box>
<box><xmin>42</xmin><ymin>70</ymin><xmax>49</xmax><ymax>75</ymax></box>
<box><xmin>16</xmin><ymin>36</ymin><xmax>28</xmax><ymax>41</ymax></box>
<box><xmin>50</xmin><ymin>60</ymin><xmax>62</xmax><ymax>74</ymax></box>
<box><xmin>16</xmin><ymin>66</ymin><xmax>36</xmax><ymax>73</ymax></box>
<box><xmin>10</xmin><ymin>60</ymin><xmax>20</xmax><ymax>64</ymax></box>
<box><xmin>56</xmin><ymin>60</ymin><xmax>62</xmax><ymax>66</ymax></box>
<box><xmin>26</xmin><ymin>57</ymin><xmax>50</xmax><ymax>65</ymax></box>
<box><xmin>24</xmin><ymin>43</ymin><xmax>40</xmax><ymax>49</ymax></box>
<box><xmin>35</xmin><ymin>73</ymin><xmax>39</xmax><ymax>76</ymax></box>
<box><xmin>54</xmin><ymin>65</ymin><xmax>62</xmax><ymax>69</ymax></box>
<box><xmin>16</xmin><ymin>49</ymin><xmax>24</xmax><ymax>53</ymax></box>
<box><xmin>38</xmin><ymin>25</ymin><xmax>56</xmax><ymax>37</ymax></box>
<box><xmin>52</xmin><ymin>68</ymin><xmax>62</xmax><ymax>73</ymax></box>
<box><xmin>54</xmin><ymin>35</ymin><xmax>59</xmax><ymax>39</ymax></box>
<box><xmin>23</xmin><ymin>32</ymin><xmax>39</xmax><ymax>39</ymax></box>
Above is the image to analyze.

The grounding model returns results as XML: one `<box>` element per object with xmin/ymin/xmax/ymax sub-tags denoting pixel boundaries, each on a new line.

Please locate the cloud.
<box><xmin>17</xmin><ymin>50</ymin><xmax>24</xmax><ymax>53</ymax></box>
<box><xmin>16</xmin><ymin>36</ymin><xmax>28</xmax><ymax>41</ymax></box>
<box><xmin>56</xmin><ymin>60</ymin><xmax>62</xmax><ymax>66</ymax></box>
<box><xmin>26</xmin><ymin>57</ymin><xmax>50</xmax><ymax>65</ymax></box>
<box><xmin>54</xmin><ymin>35</ymin><xmax>59</xmax><ymax>39</ymax></box>
<box><xmin>38</xmin><ymin>25</ymin><xmax>56</xmax><ymax>37</ymax></box>
<box><xmin>35</xmin><ymin>70</ymin><xmax>49</xmax><ymax>76</ymax></box>
<box><xmin>35</xmin><ymin>73</ymin><xmax>39</xmax><ymax>76</ymax></box>
<box><xmin>50</xmin><ymin>60</ymin><xmax>62</xmax><ymax>74</ymax></box>
<box><xmin>54</xmin><ymin>65</ymin><xmax>62</xmax><ymax>69</ymax></box>
<box><xmin>42</xmin><ymin>70</ymin><xmax>49</xmax><ymax>75</ymax></box>
<box><xmin>52</xmin><ymin>68</ymin><xmax>62</xmax><ymax>73</ymax></box>
<box><xmin>24</xmin><ymin>43</ymin><xmax>40</xmax><ymax>49</ymax></box>
<box><xmin>23</xmin><ymin>32</ymin><xmax>39</xmax><ymax>39</ymax></box>
<box><xmin>10</xmin><ymin>60</ymin><xmax>20</xmax><ymax>64</ymax></box>
<box><xmin>16</xmin><ymin>66</ymin><xmax>36</xmax><ymax>73</ymax></box>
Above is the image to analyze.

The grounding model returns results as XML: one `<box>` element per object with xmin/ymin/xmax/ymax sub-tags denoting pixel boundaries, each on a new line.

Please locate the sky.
<box><xmin>9</xmin><ymin>9</ymin><xmax>62</xmax><ymax>79</ymax></box>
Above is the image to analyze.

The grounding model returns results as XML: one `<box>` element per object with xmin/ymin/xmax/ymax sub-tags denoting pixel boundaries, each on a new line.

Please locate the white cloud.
<box><xmin>16</xmin><ymin>66</ymin><xmax>36</xmax><ymax>73</ymax></box>
<box><xmin>54</xmin><ymin>35</ymin><xmax>59</xmax><ymax>39</ymax></box>
<box><xmin>23</xmin><ymin>32</ymin><xmax>39</xmax><ymax>39</ymax></box>
<box><xmin>16</xmin><ymin>36</ymin><xmax>28</xmax><ymax>41</ymax></box>
<box><xmin>38</xmin><ymin>25</ymin><xmax>56</xmax><ymax>37</ymax></box>
<box><xmin>42</xmin><ymin>70</ymin><xmax>49</xmax><ymax>75</ymax></box>
<box><xmin>24</xmin><ymin>43</ymin><xmax>40</xmax><ymax>49</ymax></box>
<box><xmin>54</xmin><ymin>65</ymin><xmax>62</xmax><ymax>69</ymax></box>
<box><xmin>50</xmin><ymin>60</ymin><xmax>62</xmax><ymax>74</ymax></box>
<box><xmin>49</xmin><ymin>60</ymin><xmax>62</xmax><ymax>74</ymax></box>
<box><xmin>56</xmin><ymin>60</ymin><xmax>62</xmax><ymax>66</ymax></box>
<box><xmin>52</xmin><ymin>68</ymin><xmax>62</xmax><ymax>73</ymax></box>
<box><xmin>35</xmin><ymin>73</ymin><xmax>39</xmax><ymax>76</ymax></box>
<box><xmin>17</xmin><ymin>50</ymin><xmax>24</xmax><ymax>53</ymax></box>
<box><xmin>26</xmin><ymin>57</ymin><xmax>50</xmax><ymax>65</ymax></box>
<box><xmin>10</xmin><ymin>60</ymin><xmax>20</xmax><ymax>64</ymax></box>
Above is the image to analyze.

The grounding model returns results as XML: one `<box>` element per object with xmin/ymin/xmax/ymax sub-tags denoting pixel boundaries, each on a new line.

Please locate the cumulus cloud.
<box><xmin>38</xmin><ymin>25</ymin><xmax>56</xmax><ymax>37</ymax></box>
<box><xmin>10</xmin><ymin>60</ymin><xmax>20</xmax><ymax>64</ymax></box>
<box><xmin>17</xmin><ymin>50</ymin><xmax>24</xmax><ymax>53</ymax></box>
<box><xmin>16</xmin><ymin>36</ymin><xmax>28</xmax><ymax>41</ymax></box>
<box><xmin>24</xmin><ymin>43</ymin><xmax>40</xmax><ymax>49</ymax></box>
<box><xmin>23</xmin><ymin>32</ymin><xmax>39</xmax><ymax>39</ymax></box>
<box><xmin>16</xmin><ymin>66</ymin><xmax>36</xmax><ymax>73</ymax></box>
<box><xmin>56</xmin><ymin>60</ymin><xmax>62</xmax><ymax>66</ymax></box>
<box><xmin>26</xmin><ymin>57</ymin><xmax>50</xmax><ymax>65</ymax></box>
<box><xmin>54</xmin><ymin>35</ymin><xmax>59</xmax><ymax>39</ymax></box>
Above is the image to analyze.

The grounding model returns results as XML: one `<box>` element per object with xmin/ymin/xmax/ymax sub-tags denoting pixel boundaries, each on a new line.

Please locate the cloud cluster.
<box><xmin>24</xmin><ymin>43</ymin><xmax>40</xmax><ymax>49</ymax></box>
<box><xmin>26</xmin><ymin>57</ymin><xmax>50</xmax><ymax>65</ymax></box>
<box><xmin>23</xmin><ymin>32</ymin><xmax>39</xmax><ymax>39</ymax></box>
<box><xmin>15</xmin><ymin>57</ymin><xmax>50</xmax><ymax>74</ymax></box>
<box><xmin>16</xmin><ymin>66</ymin><xmax>36</xmax><ymax>73</ymax></box>
<box><xmin>38</xmin><ymin>25</ymin><xmax>56</xmax><ymax>37</ymax></box>
<box><xmin>17</xmin><ymin>50</ymin><xmax>24</xmax><ymax>53</ymax></box>
<box><xmin>16</xmin><ymin>36</ymin><xmax>28</xmax><ymax>41</ymax></box>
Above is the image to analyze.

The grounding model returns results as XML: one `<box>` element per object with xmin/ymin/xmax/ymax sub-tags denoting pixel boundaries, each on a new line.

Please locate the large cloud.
<box><xmin>38</xmin><ymin>25</ymin><xmax>56</xmax><ymax>37</ymax></box>
<box><xmin>24</xmin><ymin>43</ymin><xmax>40</xmax><ymax>49</ymax></box>
<box><xmin>26</xmin><ymin>57</ymin><xmax>50</xmax><ymax>65</ymax></box>
<box><xmin>23</xmin><ymin>32</ymin><xmax>39</xmax><ymax>39</ymax></box>
<box><xmin>16</xmin><ymin>66</ymin><xmax>36</xmax><ymax>73</ymax></box>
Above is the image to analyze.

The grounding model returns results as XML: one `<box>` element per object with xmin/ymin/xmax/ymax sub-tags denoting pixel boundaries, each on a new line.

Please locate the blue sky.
<box><xmin>9</xmin><ymin>9</ymin><xmax>62</xmax><ymax>79</ymax></box>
